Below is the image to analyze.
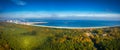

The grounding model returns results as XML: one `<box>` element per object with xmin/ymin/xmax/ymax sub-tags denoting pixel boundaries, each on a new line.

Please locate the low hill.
<box><xmin>0</xmin><ymin>22</ymin><xmax>120</xmax><ymax>50</ymax></box>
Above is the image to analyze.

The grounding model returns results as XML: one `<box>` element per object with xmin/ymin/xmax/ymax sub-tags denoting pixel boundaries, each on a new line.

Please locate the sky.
<box><xmin>0</xmin><ymin>0</ymin><xmax>120</xmax><ymax>20</ymax></box>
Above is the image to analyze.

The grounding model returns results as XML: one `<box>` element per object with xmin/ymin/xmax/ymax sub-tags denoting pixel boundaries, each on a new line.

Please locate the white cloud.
<box><xmin>1</xmin><ymin>11</ymin><xmax>120</xmax><ymax>20</ymax></box>
<box><xmin>56</xmin><ymin>12</ymin><xmax>120</xmax><ymax>17</ymax></box>
<box><xmin>11</xmin><ymin>0</ymin><xmax>26</xmax><ymax>6</ymax></box>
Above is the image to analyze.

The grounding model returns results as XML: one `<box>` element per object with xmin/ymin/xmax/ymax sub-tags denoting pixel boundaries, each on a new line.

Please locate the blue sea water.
<box><xmin>27</xmin><ymin>19</ymin><xmax>120</xmax><ymax>27</ymax></box>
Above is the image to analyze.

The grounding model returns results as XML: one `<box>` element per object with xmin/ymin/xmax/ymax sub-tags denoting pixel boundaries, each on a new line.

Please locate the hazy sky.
<box><xmin>0</xmin><ymin>0</ymin><xmax>120</xmax><ymax>20</ymax></box>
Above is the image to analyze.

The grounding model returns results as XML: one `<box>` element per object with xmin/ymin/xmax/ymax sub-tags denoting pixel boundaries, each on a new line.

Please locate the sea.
<box><xmin>26</xmin><ymin>19</ymin><xmax>120</xmax><ymax>28</ymax></box>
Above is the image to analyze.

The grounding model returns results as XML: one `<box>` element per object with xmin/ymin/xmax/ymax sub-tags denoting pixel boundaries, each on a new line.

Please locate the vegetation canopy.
<box><xmin>0</xmin><ymin>22</ymin><xmax>120</xmax><ymax>50</ymax></box>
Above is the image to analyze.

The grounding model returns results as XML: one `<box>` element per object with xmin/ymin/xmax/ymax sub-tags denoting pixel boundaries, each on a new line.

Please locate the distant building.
<box><xmin>6</xmin><ymin>20</ymin><xmax>46</xmax><ymax>25</ymax></box>
<box><xmin>6</xmin><ymin>20</ymin><xmax>32</xmax><ymax>25</ymax></box>
<box><xmin>6</xmin><ymin>20</ymin><xmax>21</xmax><ymax>24</ymax></box>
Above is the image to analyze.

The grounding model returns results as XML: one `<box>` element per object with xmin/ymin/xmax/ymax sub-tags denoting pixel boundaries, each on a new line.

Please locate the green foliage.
<box><xmin>0</xmin><ymin>22</ymin><xmax>120</xmax><ymax>50</ymax></box>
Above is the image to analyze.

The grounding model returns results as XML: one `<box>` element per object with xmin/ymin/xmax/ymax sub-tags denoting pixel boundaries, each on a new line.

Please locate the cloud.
<box><xmin>1</xmin><ymin>11</ymin><xmax>120</xmax><ymax>20</ymax></box>
<box><xmin>11</xmin><ymin>0</ymin><xmax>26</xmax><ymax>6</ymax></box>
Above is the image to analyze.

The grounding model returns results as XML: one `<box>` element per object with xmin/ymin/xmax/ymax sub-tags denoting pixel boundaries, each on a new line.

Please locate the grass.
<box><xmin>0</xmin><ymin>22</ymin><xmax>120</xmax><ymax>50</ymax></box>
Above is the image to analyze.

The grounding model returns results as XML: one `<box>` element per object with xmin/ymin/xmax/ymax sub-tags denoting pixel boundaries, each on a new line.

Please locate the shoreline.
<box><xmin>32</xmin><ymin>25</ymin><xmax>120</xmax><ymax>29</ymax></box>
<box><xmin>4</xmin><ymin>22</ymin><xmax>120</xmax><ymax>29</ymax></box>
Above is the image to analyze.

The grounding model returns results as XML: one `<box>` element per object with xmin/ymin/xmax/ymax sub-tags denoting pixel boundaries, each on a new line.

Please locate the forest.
<box><xmin>0</xmin><ymin>22</ymin><xmax>120</xmax><ymax>50</ymax></box>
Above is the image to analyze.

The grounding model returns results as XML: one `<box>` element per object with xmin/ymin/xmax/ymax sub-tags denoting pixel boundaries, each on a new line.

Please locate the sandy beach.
<box><xmin>33</xmin><ymin>25</ymin><xmax>120</xmax><ymax>29</ymax></box>
<box><xmin>6</xmin><ymin>21</ymin><xmax>120</xmax><ymax>29</ymax></box>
